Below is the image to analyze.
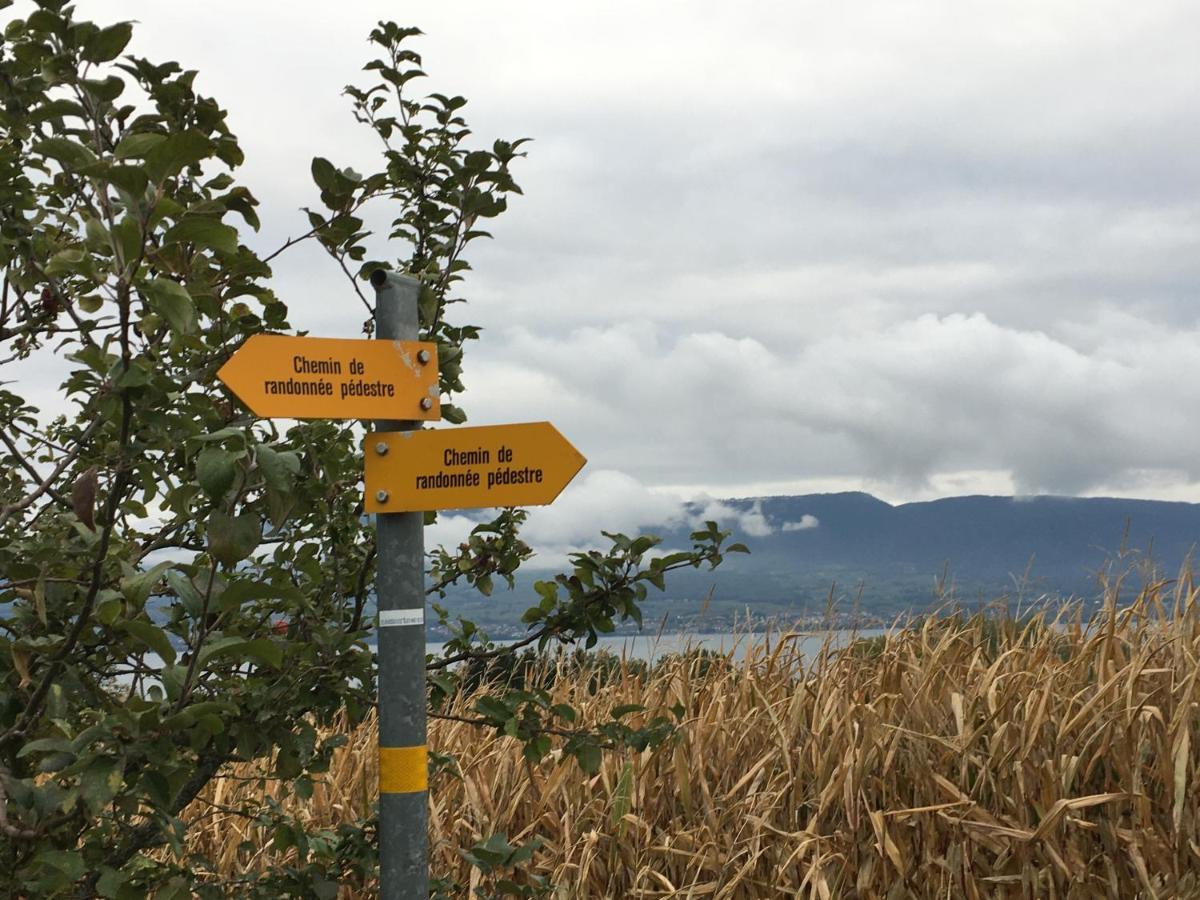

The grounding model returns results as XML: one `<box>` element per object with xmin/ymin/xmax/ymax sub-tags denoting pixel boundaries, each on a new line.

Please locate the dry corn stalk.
<box><xmin>177</xmin><ymin>576</ymin><xmax>1200</xmax><ymax>897</ymax></box>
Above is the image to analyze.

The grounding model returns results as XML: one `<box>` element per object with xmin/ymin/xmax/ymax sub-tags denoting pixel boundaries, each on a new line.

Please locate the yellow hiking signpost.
<box><xmin>216</xmin><ymin>333</ymin><xmax>441</xmax><ymax>420</ymax></box>
<box><xmin>363</xmin><ymin>422</ymin><xmax>587</xmax><ymax>513</ymax></box>
<box><xmin>217</xmin><ymin>273</ymin><xmax>586</xmax><ymax>898</ymax></box>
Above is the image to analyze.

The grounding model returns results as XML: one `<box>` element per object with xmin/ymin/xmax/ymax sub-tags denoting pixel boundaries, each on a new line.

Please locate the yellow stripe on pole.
<box><xmin>379</xmin><ymin>745</ymin><xmax>428</xmax><ymax>794</ymax></box>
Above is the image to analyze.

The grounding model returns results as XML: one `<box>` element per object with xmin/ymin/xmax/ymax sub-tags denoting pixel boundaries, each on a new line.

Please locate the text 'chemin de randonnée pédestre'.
<box><xmin>262</xmin><ymin>355</ymin><xmax>397</xmax><ymax>400</ymax></box>
<box><xmin>414</xmin><ymin>444</ymin><xmax>544</xmax><ymax>491</ymax></box>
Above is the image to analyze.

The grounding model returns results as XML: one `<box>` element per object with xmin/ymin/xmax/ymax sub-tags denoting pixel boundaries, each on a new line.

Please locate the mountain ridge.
<box><xmin>434</xmin><ymin>491</ymin><xmax>1200</xmax><ymax>634</ymax></box>
<box><xmin>667</xmin><ymin>490</ymin><xmax>1200</xmax><ymax>612</ymax></box>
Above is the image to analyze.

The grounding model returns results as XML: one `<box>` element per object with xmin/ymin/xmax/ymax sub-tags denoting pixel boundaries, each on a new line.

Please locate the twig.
<box><xmin>0</xmin><ymin>426</ymin><xmax>71</xmax><ymax>512</ymax></box>
<box><xmin>0</xmin><ymin>391</ymin><xmax>134</xmax><ymax>747</ymax></box>
<box><xmin>0</xmin><ymin>417</ymin><xmax>104</xmax><ymax>529</ymax></box>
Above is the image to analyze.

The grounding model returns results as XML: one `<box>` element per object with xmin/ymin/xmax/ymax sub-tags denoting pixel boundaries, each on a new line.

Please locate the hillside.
<box><xmin>439</xmin><ymin>492</ymin><xmax>1200</xmax><ymax>633</ymax></box>
<box><xmin>660</xmin><ymin>492</ymin><xmax>1200</xmax><ymax>616</ymax></box>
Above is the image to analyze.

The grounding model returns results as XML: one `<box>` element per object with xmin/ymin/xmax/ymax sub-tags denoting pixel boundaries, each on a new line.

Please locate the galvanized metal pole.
<box><xmin>371</xmin><ymin>269</ymin><xmax>428</xmax><ymax>899</ymax></box>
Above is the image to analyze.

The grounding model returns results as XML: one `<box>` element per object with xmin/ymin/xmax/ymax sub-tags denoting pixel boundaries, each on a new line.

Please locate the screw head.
<box><xmin>420</xmin><ymin>397</ymin><xmax>434</xmax><ymax>411</ymax></box>
<box><xmin>374</xmin><ymin>441</ymin><xmax>389</xmax><ymax>455</ymax></box>
<box><xmin>375</xmin><ymin>490</ymin><xmax>389</xmax><ymax>503</ymax></box>
<box><xmin>417</xmin><ymin>349</ymin><xmax>431</xmax><ymax>365</ymax></box>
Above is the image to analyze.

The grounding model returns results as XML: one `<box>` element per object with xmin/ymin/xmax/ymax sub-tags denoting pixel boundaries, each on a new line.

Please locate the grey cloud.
<box><xmin>464</xmin><ymin>313</ymin><xmax>1200</xmax><ymax>496</ymax></box>
<box><xmin>59</xmin><ymin>0</ymin><xmax>1200</xmax><ymax>504</ymax></box>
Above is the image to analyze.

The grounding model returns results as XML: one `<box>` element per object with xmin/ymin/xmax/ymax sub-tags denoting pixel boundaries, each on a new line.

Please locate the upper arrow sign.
<box><xmin>364</xmin><ymin>422</ymin><xmax>586</xmax><ymax>513</ymax></box>
<box><xmin>217</xmin><ymin>334</ymin><xmax>440</xmax><ymax>420</ymax></box>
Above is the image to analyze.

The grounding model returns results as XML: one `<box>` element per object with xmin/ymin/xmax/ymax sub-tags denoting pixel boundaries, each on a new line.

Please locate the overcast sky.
<box><xmin>40</xmin><ymin>2</ymin><xmax>1200</xmax><ymax>551</ymax></box>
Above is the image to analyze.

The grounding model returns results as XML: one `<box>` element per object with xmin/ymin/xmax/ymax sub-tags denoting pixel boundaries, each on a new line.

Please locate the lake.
<box><xmin>421</xmin><ymin>628</ymin><xmax>890</xmax><ymax>664</ymax></box>
<box><xmin>120</xmin><ymin>628</ymin><xmax>891</xmax><ymax>686</ymax></box>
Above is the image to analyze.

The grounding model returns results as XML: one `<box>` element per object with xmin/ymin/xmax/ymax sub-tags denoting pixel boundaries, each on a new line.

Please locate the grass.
<box><xmin>179</xmin><ymin>572</ymin><xmax>1200</xmax><ymax>897</ymax></box>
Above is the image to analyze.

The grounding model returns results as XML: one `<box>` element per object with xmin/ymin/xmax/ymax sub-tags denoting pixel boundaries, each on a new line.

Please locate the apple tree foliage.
<box><xmin>0</xmin><ymin>3</ymin><xmax>743</xmax><ymax>896</ymax></box>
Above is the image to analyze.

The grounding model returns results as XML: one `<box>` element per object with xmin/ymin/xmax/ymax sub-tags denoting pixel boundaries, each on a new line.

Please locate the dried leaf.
<box><xmin>71</xmin><ymin>465</ymin><xmax>98</xmax><ymax>531</ymax></box>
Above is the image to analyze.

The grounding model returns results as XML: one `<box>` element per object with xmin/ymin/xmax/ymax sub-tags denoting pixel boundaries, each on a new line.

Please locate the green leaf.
<box><xmin>80</xmin><ymin>756</ymin><xmax>123</xmax><ymax>814</ymax></box>
<box><xmin>84</xmin><ymin>216</ymin><xmax>109</xmax><ymax>249</ymax></box>
<box><xmin>81</xmin><ymin>76</ymin><xmax>125</xmax><ymax>103</ymax></box>
<box><xmin>26</xmin><ymin>10</ymin><xmax>61</xmax><ymax>33</ymax></box>
<box><xmin>576</xmin><ymin>742</ymin><xmax>602</xmax><ymax>775</ymax></box>
<box><xmin>266</xmin><ymin>487</ymin><xmax>296</xmax><ymax>531</ymax></box>
<box><xmin>96</xmin><ymin>597</ymin><xmax>122</xmax><ymax>626</ymax></box>
<box><xmin>84</xmin><ymin>22</ymin><xmax>133</xmax><ymax>62</ymax></box>
<box><xmin>154</xmin><ymin>876</ymin><xmax>191</xmax><ymax>900</ymax></box>
<box><xmin>165</xmin><ymin>570</ymin><xmax>204</xmax><ymax>619</ymax></box>
<box><xmin>195</xmin><ymin>636</ymin><xmax>243</xmax><ymax>667</ymax></box>
<box><xmin>243</xmin><ymin>638</ymin><xmax>283</xmax><ymax>668</ymax></box>
<box><xmin>310</xmin><ymin>157</ymin><xmax>341</xmax><ymax>194</ymax></box>
<box><xmin>163</xmin><ymin>217</ymin><xmax>239</xmax><ymax>255</ymax></box>
<box><xmin>34</xmin><ymin>138</ymin><xmax>96</xmax><ymax>169</ymax></box>
<box><xmin>207</xmin><ymin>511</ymin><xmax>261</xmax><ymax>566</ymax></box>
<box><xmin>610</xmin><ymin>760</ymin><xmax>633</xmax><ymax>827</ymax></box>
<box><xmin>611</xmin><ymin>704</ymin><xmax>645</xmax><ymax>719</ymax></box>
<box><xmin>31</xmin><ymin>849</ymin><xmax>84</xmax><ymax>882</ymax></box>
<box><xmin>144</xmin><ymin>130</ymin><xmax>212</xmax><ymax>182</ymax></box>
<box><xmin>190</xmin><ymin>427</ymin><xmax>248</xmax><ymax>445</ymax></box>
<box><xmin>114</xmin><ymin>132</ymin><xmax>165</xmax><ymax>160</ymax></box>
<box><xmin>107</xmin><ymin>165</ymin><xmax>150</xmax><ymax>196</ymax></box>
<box><xmin>138</xmin><ymin>770</ymin><xmax>171</xmax><ymax>809</ymax></box>
<box><xmin>441</xmin><ymin>403</ymin><xmax>467</xmax><ymax>424</ymax></box>
<box><xmin>17</xmin><ymin>737</ymin><xmax>74</xmax><ymax>759</ymax></box>
<box><xmin>44</xmin><ymin>248</ymin><xmax>85</xmax><ymax>277</ymax></box>
<box><xmin>474</xmin><ymin>696</ymin><xmax>511</xmax><ymax>725</ymax></box>
<box><xmin>196</xmin><ymin>447</ymin><xmax>237</xmax><ymax>498</ymax></box>
<box><xmin>123</xmin><ymin>619</ymin><xmax>176</xmax><ymax>664</ymax></box>
<box><xmin>109</xmin><ymin>215</ymin><xmax>144</xmax><ymax>266</ymax></box>
<box><xmin>217</xmin><ymin>579</ymin><xmax>278</xmax><ymax>613</ymax></box>
<box><xmin>95</xmin><ymin>867</ymin><xmax>125</xmax><ymax>898</ymax></box>
<box><xmin>196</xmin><ymin>638</ymin><xmax>280</xmax><ymax>672</ymax></box>
<box><xmin>29</xmin><ymin>98</ymin><xmax>84</xmax><ymax>124</ymax></box>
<box><xmin>256</xmin><ymin>446</ymin><xmax>300</xmax><ymax>490</ymax></box>
<box><xmin>142</xmin><ymin>278</ymin><xmax>196</xmax><ymax>334</ymax></box>
<box><xmin>38</xmin><ymin>752</ymin><xmax>77</xmax><ymax>773</ymax></box>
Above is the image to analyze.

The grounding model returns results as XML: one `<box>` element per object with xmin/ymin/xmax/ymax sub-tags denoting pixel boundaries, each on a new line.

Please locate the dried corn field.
<box><xmin>181</xmin><ymin>576</ymin><xmax>1200</xmax><ymax>897</ymax></box>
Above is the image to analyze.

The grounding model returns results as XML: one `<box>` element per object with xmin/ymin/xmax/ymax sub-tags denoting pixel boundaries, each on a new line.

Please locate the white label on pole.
<box><xmin>378</xmin><ymin>609</ymin><xmax>424</xmax><ymax>627</ymax></box>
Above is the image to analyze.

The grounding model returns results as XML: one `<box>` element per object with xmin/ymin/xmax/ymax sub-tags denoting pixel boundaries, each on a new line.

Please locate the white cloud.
<box><xmin>783</xmin><ymin>515</ymin><xmax>820</xmax><ymax>532</ymax></box>
<box><xmin>422</xmin><ymin>470</ymin><xmax>691</xmax><ymax>570</ymax></box>
<box><xmin>422</xmin><ymin>473</ymin><xmax>796</xmax><ymax>569</ymax></box>
<box><xmin>423</xmin><ymin>512</ymin><xmax>479</xmax><ymax>555</ymax></box>
<box><xmin>520</xmin><ymin>470</ymin><xmax>685</xmax><ymax>546</ymax></box>
<box><xmin>691</xmin><ymin>499</ymin><xmax>776</xmax><ymax>537</ymax></box>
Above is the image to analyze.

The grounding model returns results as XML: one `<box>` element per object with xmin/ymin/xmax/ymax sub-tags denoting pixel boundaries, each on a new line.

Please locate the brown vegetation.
<box><xmin>181</xmin><ymin>574</ymin><xmax>1200</xmax><ymax>897</ymax></box>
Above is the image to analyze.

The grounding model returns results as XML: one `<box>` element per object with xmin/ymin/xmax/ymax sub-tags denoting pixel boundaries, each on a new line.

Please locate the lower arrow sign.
<box><xmin>364</xmin><ymin>422</ymin><xmax>586</xmax><ymax>512</ymax></box>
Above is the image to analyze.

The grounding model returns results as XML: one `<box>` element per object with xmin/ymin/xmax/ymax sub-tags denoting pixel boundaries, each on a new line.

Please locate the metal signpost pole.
<box><xmin>371</xmin><ymin>269</ymin><xmax>428</xmax><ymax>899</ymax></box>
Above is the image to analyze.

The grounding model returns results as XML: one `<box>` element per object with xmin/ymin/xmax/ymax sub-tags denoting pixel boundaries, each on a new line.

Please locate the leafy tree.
<box><xmin>0</xmin><ymin>4</ymin><xmax>743</xmax><ymax>896</ymax></box>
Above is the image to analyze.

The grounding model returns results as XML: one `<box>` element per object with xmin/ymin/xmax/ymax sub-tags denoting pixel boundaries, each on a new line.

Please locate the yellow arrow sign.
<box><xmin>364</xmin><ymin>422</ymin><xmax>586</xmax><ymax>512</ymax></box>
<box><xmin>217</xmin><ymin>334</ymin><xmax>440</xmax><ymax>420</ymax></box>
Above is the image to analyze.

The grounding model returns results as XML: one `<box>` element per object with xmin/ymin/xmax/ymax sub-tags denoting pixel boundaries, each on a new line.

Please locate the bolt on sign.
<box><xmin>217</xmin><ymin>334</ymin><xmax>440</xmax><ymax>420</ymax></box>
<box><xmin>364</xmin><ymin>422</ymin><xmax>586</xmax><ymax>513</ymax></box>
